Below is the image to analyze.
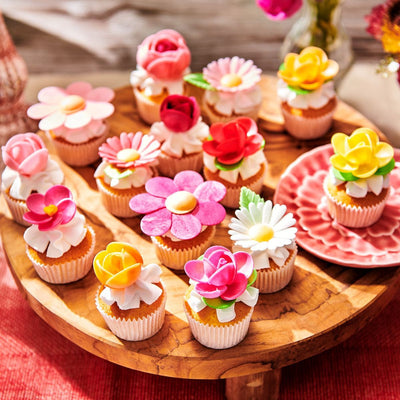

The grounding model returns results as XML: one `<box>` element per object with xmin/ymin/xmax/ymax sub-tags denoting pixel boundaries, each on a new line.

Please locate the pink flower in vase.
<box><xmin>27</xmin><ymin>81</ymin><xmax>115</xmax><ymax>131</ymax></box>
<box><xmin>129</xmin><ymin>170</ymin><xmax>226</xmax><ymax>240</ymax></box>
<box><xmin>98</xmin><ymin>131</ymin><xmax>161</xmax><ymax>169</ymax></box>
<box><xmin>256</xmin><ymin>0</ymin><xmax>303</xmax><ymax>21</ymax></box>
<box><xmin>23</xmin><ymin>185</ymin><xmax>76</xmax><ymax>231</ymax></box>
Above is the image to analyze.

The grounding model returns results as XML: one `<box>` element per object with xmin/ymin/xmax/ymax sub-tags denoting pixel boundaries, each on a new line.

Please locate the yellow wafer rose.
<box><xmin>93</xmin><ymin>242</ymin><xmax>143</xmax><ymax>289</ymax></box>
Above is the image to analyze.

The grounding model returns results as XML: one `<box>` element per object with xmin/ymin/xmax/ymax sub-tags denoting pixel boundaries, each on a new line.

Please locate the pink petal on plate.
<box><xmin>173</xmin><ymin>170</ymin><xmax>204</xmax><ymax>192</ymax></box>
<box><xmin>145</xmin><ymin>177</ymin><xmax>177</xmax><ymax>198</ymax></box>
<box><xmin>66</xmin><ymin>81</ymin><xmax>92</xmax><ymax>97</ymax></box>
<box><xmin>141</xmin><ymin>207</ymin><xmax>172</xmax><ymax>236</ymax></box>
<box><xmin>192</xmin><ymin>201</ymin><xmax>226</xmax><ymax>225</ymax></box>
<box><xmin>195</xmin><ymin>282</ymin><xmax>226</xmax><ymax>299</ymax></box>
<box><xmin>170</xmin><ymin>213</ymin><xmax>202</xmax><ymax>240</ymax></box>
<box><xmin>38</xmin><ymin>111</ymin><xmax>66</xmax><ymax>131</ymax></box>
<box><xmin>208</xmin><ymin>262</ymin><xmax>235</xmax><ymax>286</ymax></box>
<box><xmin>129</xmin><ymin>193</ymin><xmax>165</xmax><ymax>214</ymax></box>
<box><xmin>26</xmin><ymin>193</ymin><xmax>46</xmax><ymax>213</ymax></box>
<box><xmin>85</xmin><ymin>101</ymin><xmax>115</xmax><ymax>120</ymax></box>
<box><xmin>38</xmin><ymin>86</ymin><xmax>66</xmax><ymax>104</ymax></box>
<box><xmin>86</xmin><ymin>87</ymin><xmax>115</xmax><ymax>102</ymax></box>
<box><xmin>27</xmin><ymin>103</ymin><xmax>58</xmax><ymax>120</ymax></box>
<box><xmin>194</xmin><ymin>181</ymin><xmax>226</xmax><ymax>203</ymax></box>
<box><xmin>220</xmin><ymin>273</ymin><xmax>248</xmax><ymax>301</ymax></box>
<box><xmin>64</xmin><ymin>110</ymin><xmax>92</xmax><ymax>129</ymax></box>
<box><xmin>184</xmin><ymin>259</ymin><xmax>207</xmax><ymax>282</ymax></box>
<box><xmin>233</xmin><ymin>251</ymin><xmax>254</xmax><ymax>278</ymax></box>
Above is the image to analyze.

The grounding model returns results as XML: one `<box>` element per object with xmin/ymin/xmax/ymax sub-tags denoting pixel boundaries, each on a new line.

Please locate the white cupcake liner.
<box><xmin>26</xmin><ymin>226</ymin><xmax>96</xmax><ymax>284</ymax></box>
<box><xmin>2</xmin><ymin>190</ymin><xmax>29</xmax><ymax>226</ymax></box>
<box><xmin>157</xmin><ymin>151</ymin><xmax>203</xmax><ymax>177</ymax></box>
<box><xmin>96</xmin><ymin>286</ymin><xmax>166</xmax><ymax>341</ymax></box>
<box><xmin>324</xmin><ymin>179</ymin><xmax>390</xmax><ymax>228</ymax></box>
<box><xmin>151</xmin><ymin>226</ymin><xmax>216</xmax><ymax>270</ymax></box>
<box><xmin>281</xmin><ymin>104</ymin><xmax>336</xmax><ymax>140</ymax></box>
<box><xmin>133</xmin><ymin>87</ymin><xmax>164</xmax><ymax>125</ymax></box>
<box><xmin>254</xmin><ymin>246</ymin><xmax>297</xmax><ymax>294</ymax></box>
<box><xmin>184</xmin><ymin>305</ymin><xmax>253</xmax><ymax>349</ymax></box>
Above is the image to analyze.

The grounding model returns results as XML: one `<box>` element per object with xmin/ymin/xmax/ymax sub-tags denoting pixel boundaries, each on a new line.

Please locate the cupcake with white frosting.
<box><xmin>93</xmin><ymin>242</ymin><xmax>166</xmax><ymax>341</ymax></box>
<box><xmin>149</xmin><ymin>94</ymin><xmax>209</xmax><ymax>177</ymax></box>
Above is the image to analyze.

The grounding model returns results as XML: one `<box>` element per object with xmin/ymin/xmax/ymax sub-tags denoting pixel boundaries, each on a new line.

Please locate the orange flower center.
<box><xmin>43</xmin><ymin>204</ymin><xmax>58</xmax><ymax>216</ymax></box>
<box><xmin>117</xmin><ymin>148</ymin><xmax>141</xmax><ymax>162</ymax></box>
<box><xmin>248</xmin><ymin>224</ymin><xmax>274</xmax><ymax>242</ymax></box>
<box><xmin>220</xmin><ymin>73</ymin><xmax>242</xmax><ymax>88</ymax></box>
<box><xmin>165</xmin><ymin>191</ymin><xmax>197</xmax><ymax>214</ymax></box>
<box><xmin>60</xmin><ymin>95</ymin><xmax>86</xmax><ymax>114</ymax></box>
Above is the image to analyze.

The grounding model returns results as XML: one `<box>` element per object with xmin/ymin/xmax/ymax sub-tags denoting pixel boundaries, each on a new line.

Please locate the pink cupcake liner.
<box><xmin>96</xmin><ymin>286</ymin><xmax>166</xmax><ymax>341</ymax></box>
<box><xmin>254</xmin><ymin>246</ymin><xmax>297</xmax><ymax>294</ymax></box>
<box><xmin>281</xmin><ymin>104</ymin><xmax>336</xmax><ymax>140</ymax></box>
<box><xmin>157</xmin><ymin>151</ymin><xmax>203</xmax><ymax>178</ymax></box>
<box><xmin>133</xmin><ymin>87</ymin><xmax>164</xmax><ymax>125</ymax></box>
<box><xmin>2</xmin><ymin>191</ymin><xmax>29</xmax><ymax>226</ymax></box>
<box><xmin>184</xmin><ymin>305</ymin><xmax>253</xmax><ymax>349</ymax></box>
<box><xmin>26</xmin><ymin>226</ymin><xmax>96</xmax><ymax>284</ymax></box>
<box><xmin>151</xmin><ymin>226</ymin><xmax>216</xmax><ymax>270</ymax></box>
<box><xmin>323</xmin><ymin>179</ymin><xmax>390</xmax><ymax>228</ymax></box>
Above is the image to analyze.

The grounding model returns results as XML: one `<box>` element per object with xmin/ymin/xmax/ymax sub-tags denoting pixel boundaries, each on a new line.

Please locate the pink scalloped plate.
<box><xmin>274</xmin><ymin>144</ymin><xmax>400</xmax><ymax>268</ymax></box>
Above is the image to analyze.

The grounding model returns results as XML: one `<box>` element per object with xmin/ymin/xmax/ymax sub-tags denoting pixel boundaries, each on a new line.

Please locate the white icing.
<box><xmin>203</xmin><ymin>149</ymin><xmax>266</xmax><ymax>184</ymax></box>
<box><xmin>50</xmin><ymin>120</ymin><xmax>106</xmax><ymax>144</ymax></box>
<box><xmin>204</xmin><ymin>86</ymin><xmax>262</xmax><ymax>116</ymax></box>
<box><xmin>277</xmin><ymin>79</ymin><xmax>336</xmax><ymax>109</ymax></box>
<box><xmin>24</xmin><ymin>212</ymin><xmax>87</xmax><ymax>258</ymax></box>
<box><xmin>100</xmin><ymin>263</ymin><xmax>162</xmax><ymax>310</ymax></box>
<box><xmin>1</xmin><ymin>158</ymin><xmax>64</xmax><ymax>200</ymax></box>
<box><xmin>150</xmin><ymin>119</ymin><xmax>209</xmax><ymax>158</ymax></box>
<box><xmin>130</xmin><ymin>66</ymin><xmax>190</xmax><ymax>96</ymax></box>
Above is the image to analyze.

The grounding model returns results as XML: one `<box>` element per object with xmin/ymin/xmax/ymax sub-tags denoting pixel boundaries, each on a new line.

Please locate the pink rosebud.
<box><xmin>365</xmin><ymin>3</ymin><xmax>387</xmax><ymax>40</ymax></box>
<box><xmin>1</xmin><ymin>133</ymin><xmax>49</xmax><ymax>177</ymax></box>
<box><xmin>184</xmin><ymin>246</ymin><xmax>254</xmax><ymax>301</ymax></box>
<box><xmin>136</xmin><ymin>29</ymin><xmax>191</xmax><ymax>80</ymax></box>
<box><xmin>160</xmin><ymin>95</ymin><xmax>200</xmax><ymax>132</ymax></box>
<box><xmin>256</xmin><ymin>0</ymin><xmax>303</xmax><ymax>20</ymax></box>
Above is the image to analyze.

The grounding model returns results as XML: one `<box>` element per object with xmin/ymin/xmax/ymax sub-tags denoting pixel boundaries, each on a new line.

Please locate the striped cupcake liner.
<box><xmin>156</xmin><ymin>152</ymin><xmax>204</xmax><ymax>178</ymax></box>
<box><xmin>2</xmin><ymin>191</ymin><xmax>29</xmax><ymax>226</ymax></box>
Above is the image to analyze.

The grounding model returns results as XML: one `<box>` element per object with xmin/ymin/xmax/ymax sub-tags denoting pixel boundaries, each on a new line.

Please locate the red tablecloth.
<box><xmin>1</xmin><ymin>241</ymin><xmax>399</xmax><ymax>400</ymax></box>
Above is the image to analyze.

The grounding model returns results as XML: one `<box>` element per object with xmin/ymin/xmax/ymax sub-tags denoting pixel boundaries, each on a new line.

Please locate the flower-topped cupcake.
<box><xmin>1</xmin><ymin>133</ymin><xmax>64</xmax><ymax>225</ymax></box>
<box><xmin>185</xmin><ymin>56</ymin><xmax>262</xmax><ymax>124</ymax></box>
<box><xmin>202</xmin><ymin>117</ymin><xmax>267</xmax><ymax>208</ymax></box>
<box><xmin>149</xmin><ymin>94</ymin><xmax>209</xmax><ymax>177</ymax></box>
<box><xmin>27</xmin><ymin>81</ymin><xmax>115</xmax><ymax>166</ymax></box>
<box><xmin>229</xmin><ymin>188</ymin><xmax>297</xmax><ymax>293</ymax></box>
<box><xmin>23</xmin><ymin>185</ymin><xmax>95</xmax><ymax>284</ymax></box>
<box><xmin>130</xmin><ymin>29</ymin><xmax>191</xmax><ymax>125</ymax></box>
<box><xmin>184</xmin><ymin>245</ymin><xmax>259</xmax><ymax>349</ymax></box>
<box><xmin>94</xmin><ymin>131</ymin><xmax>161</xmax><ymax>218</ymax></box>
<box><xmin>277</xmin><ymin>46</ymin><xmax>339</xmax><ymax>139</ymax></box>
<box><xmin>93</xmin><ymin>242</ymin><xmax>166</xmax><ymax>341</ymax></box>
<box><xmin>324</xmin><ymin>127</ymin><xmax>395</xmax><ymax>228</ymax></box>
<box><xmin>130</xmin><ymin>170</ymin><xmax>226</xmax><ymax>269</ymax></box>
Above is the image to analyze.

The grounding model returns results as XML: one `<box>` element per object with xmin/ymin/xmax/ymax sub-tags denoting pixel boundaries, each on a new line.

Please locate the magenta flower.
<box><xmin>27</xmin><ymin>81</ymin><xmax>115</xmax><ymax>131</ymax></box>
<box><xmin>184</xmin><ymin>246</ymin><xmax>254</xmax><ymax>301</ymax></box>
<box><xmin>98</xmin><ymin>131</ymin><xmax>161</xmax><ymax>169</ymax></box>
<box><xmin>129</xmin><ymin>170</ymin><xmax>226</xmax><ymax>240</ymax></box>
<box><xmin>256</xmin><ymin>0</ymin><xmax>303</xmax><ymax>20</ymax></box>
<box><xmin>365</xmin><ymin>3</ymin><xmax>387</xmax><ymax>40</ymax></box>
<box><xmin>23</xmin><ymin>185</ymin><xmax>76</xmax><ymax>231</ymax></box>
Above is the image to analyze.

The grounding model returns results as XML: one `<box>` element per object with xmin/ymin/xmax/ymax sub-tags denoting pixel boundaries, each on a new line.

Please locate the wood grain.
<box><xmin>1</xmin><ymin>76</ymin><xmax>400</xmax><ymax>386</ymax></box>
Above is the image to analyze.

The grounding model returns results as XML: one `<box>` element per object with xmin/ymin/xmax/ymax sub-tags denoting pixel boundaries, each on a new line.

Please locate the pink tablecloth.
<box><xmin>0</xmin><ymin>241</ymin><xmax>399</xmax><ymax>400</ymax></box>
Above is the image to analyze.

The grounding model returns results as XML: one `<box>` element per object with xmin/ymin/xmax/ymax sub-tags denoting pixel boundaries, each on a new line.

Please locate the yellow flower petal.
<box><xmin>320</xmin><ymin>60</ymin><xmax>339</xmax><ymax>80</ymax></box>
<box><xmin>299</xmin><ymin>78</ymin><xmax>325</xmax><ymax>90</ymax></box>
<box><xmin>375</xmin><ymin>142</ymin><xmax>394</xmax><ymax>167</ymax></box>
<box><xmin>330</xmin><ymin>154</ymin><xmax>356</xmax><ymax>172</ymax></box>
<box><xmin>106</xmin><ymin>262</ymin><xmax>142</xmax><ymax>289</ymax></box>
<box><xmin>300</xmin><ymin>46</ymin><xmax>328</xmax><ymax>67</ymax></box>
<box><xmin>294</xmin><ymin>61</ymin><xmax>319</xmax><ymax>83</ymax></box>
<box><xmin>283</xmin><ymin>53</ymin><xmax>298</xmax><ymax>74</ymax></box>
<box><xmin>346</xmin><ymin>146</ymin><xmax>374</xmax><ymax>165</ymax></box>
<box><xmin>93</xmin><ymin>250</ymin><xmax>114</xmax><ymax>285</ymax></box>
<box><xmin>331</xmin><ymin>133</ymin><xmax>349</xmax><ymax>156</ymax></box>
<box><xmin>353</xmin><ymin>163</ymin><xmax>378</xmax><ymax>179</ymax></box>
<box><xmin>349</xmin><ymin>128</ymin><xmax>378</xmax><ymax>151</ymax></box>
<box><xmin>105</xmin><ymin>242</ymin><xmax>143</xmax><ymax>264</ymax></box>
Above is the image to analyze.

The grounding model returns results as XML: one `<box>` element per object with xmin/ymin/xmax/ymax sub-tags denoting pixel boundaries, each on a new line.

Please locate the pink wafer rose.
<box><xmin>184</xmin><ymin>246</ymin><xmax>254</xmax><ymax>301</ymax></box>
<box><xmin>129</xmin><ymin>170</ymin><xmax>226</xmax><ymax>240</ymax></box>
<box><xmin>23</xmin><ymin>185</ymin><xmax>76</xmax><ymax>231</ymax></box>
<box><xmin>2</xmin><ymin>133</ymin><xmax>48</xmax><ymax>177</ymax></box>
<box><xmin>136</xmin><ymin>29</ymin><xmax>191</xmax><ymax>80</ymax></box>
<box><xmin>27</xmin><ymin>81</ymin><xmax>115</xmax><ymax>131</ymax></box>
<box><xmin>98</xmin><ymin>131</ymin><xmax>161</xmax><ymax>169</ymax></box>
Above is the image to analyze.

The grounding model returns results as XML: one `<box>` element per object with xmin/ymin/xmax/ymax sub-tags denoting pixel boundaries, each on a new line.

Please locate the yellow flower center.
<box><xmin>220</xmin><ymin>73</ymin><xmax>242</xmax><ymax>88</ymax></box>
<box><xmin>248</xmin><ymin>224</ymin><xmax>274</xmax><ymax>242</ymax></box>
<box><xmin>43</xmin><ymin>204</ymin><xmax>58</xmax><ymax>216</ymax></box>
<box><xmin>60</xmin><ymin>95</ymin><xmax>86</xmax><ymax>114</ymax></box>
<box><xmin>165</xmin><ymin>191</ymin><xmax>197</xmax><ymax>214</ymax></box>
<box><xmin>117</xmin><ymin>148</ymin><xmax>141</xmax><ymax>162</ymax></box>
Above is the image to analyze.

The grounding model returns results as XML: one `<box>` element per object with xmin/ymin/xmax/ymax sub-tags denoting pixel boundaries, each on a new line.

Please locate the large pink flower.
<box><xmin>23</xmin><ymin>185</ymin><xmax>76</xmax><ymax>231</ymax></box>
<box><xmin>184</xmin><ymin>246</ymin><xmax>254</xmax><ymax>301</ymax></box>
<box><xmin>98</xmin><ymin>131</ymin><xmax>161</xmax><ymax>169</ymax></box>
<box><xmin>256</xmin><ymin>0</ymin><xmax>303</xmax><ymax>21</ymax></box>
<box><xmin>203</xmin><ymin>57</ymin><xmax>261</xmax><ymax>93</ymax></box>
<box><xmin>129</xmin><ymin>170</ymin><xmax>226</xmax><ymax>240</ymax></box>
<box><xmin>2</xmin><ymin>133</ymin><xmax>48</xmax><ymax>177</ymax></box>
<box><xmin>27</xmin><ymin>81</ymin><xmax>115</xmax><ymax>131</ymax></box>
<box><xmin>136</xmin><ymin>29</ymin><xmax>191</xmax><ymax>80</ymax></box>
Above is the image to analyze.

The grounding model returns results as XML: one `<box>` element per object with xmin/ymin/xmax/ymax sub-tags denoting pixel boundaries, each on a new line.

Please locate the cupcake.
<box><xmin>93</xmin><ymin>242</ymin><xmax>166</xmax><ymax>341</ymax></box>
<box><xmin>129</xmin><ymin>170</ymin><xmax>226</xmax><ymax>270</ymax></box>
<box><xmin>323</xmin><ymin>127</ymin><xmax>394</xmax><ymax>228</ymax></box>
<box><xmin>27</xmin><ymin>81</ymin><xmax>115</xmax><ymax>166</ymax></box>
<box><xmin>185</xmin><ymin>56</ymin><xmax>262</xmax><ymax>124</ymax></box>
<box><xmin>94</xmin><ymin>131</ymin><xmax>161</xmax><ymax>218</ymax></box>
<box><xmin>228</xmin><ymin>187</ymin><xmax>297</xmax><ymax>293</ymax></box>
<box><xmin>23</xmin><ymin>185</ymin><xmax>95</xmax><ymax>284</ymax></box>
<box><xmin>1</xmin><ymin>133</ymin><xmax>64</xmax><ymax>225</ymax></box>
<box><xmin>130</xmin><ymin>29</ymin><xmax>191</xmax><ymax>125</ymax></box>
<box><xmin>149</xmin><ymin>94</ymin><xmax>209</xmax><ymax>177</ymax></box>
<box><xmin>277</xmin><ymin>46</ymin><xmax>339</xmax><ymax>139</ymax></box>
<box><xmin>184</xmin><ymin>245</ymin><xmax>259</xmax><ymax>349</ymax></box>
<box><xmin>202</xmin><ymin>117</ymin><xmax>267</xmax><ymax>208</ymax></box>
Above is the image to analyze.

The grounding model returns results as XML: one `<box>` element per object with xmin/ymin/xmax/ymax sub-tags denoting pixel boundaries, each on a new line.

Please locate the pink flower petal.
<box><xmin>233</xmin><ymin>251</ymin><xmax>254</xmax><ymax>278</ymax></box>
<box><xmin>192</xmin><ymin>201</ymin><xmax>226</xmax><ymax>225</ymax></box>
<box><xmin>26</xmin><ymin>193</ymin><xmax>46</xmax><ymax>213</ymax></box>
<box><xmin>204</xmin><ymin>246</ymin><xmax>231</xmax><ymax>267</ymax></box>
<box><xmin>170</xmin><ymin>213</ymin><xmax>202</xmax><ymax>240</ymax></box>
<box><xmin>18</xmin><ymin>148</ymin><xmax>49</xmax><ymax>177</ymax></box>
<box><xmin>44</xmin><ymin>185</ymin><xmax>73</xmax><ymax>206</ymax></box>
<box><xmin>37</xmin><ymin>213</ymin><xmax>65</xmax><ymax>231</ymax></box>
<box><xmin>220</xmin><ymin>273</ymin><xmax>248</xmax><ymax>301</ymax></box>
<box><xmin>66</xmin><ymin>81</ymin><xmax>92</xmax><ymax>97</ymax></box>
<box><xmin>173</xmin><ymin>170</ymin><xmax>204</xmax><ymax>192</ymax></box>
<box><xmin>86</xmin><ymin>87</ymin><xmax>115</xmax><ymax>102</ymax></box>
<box><xmin>56</xmin><ymin>199</ymin><xmax>77</xmax><ymax>224</ymax></box>
<box><xmin>129</xmin><ymin>193</ymin><xmax>165</xmax><ymax>214</ymax></box>
<box><xmin>23</xmin><ymin>211</ymin><xmax>52</xmax><ymax>225</ymax></box>
<box><xmin>184</xmin><ymin>259</ymin><xmax>207</xmax><ymax>282</ymax></box>
<box><xmin>38</xmin><ymin>86</ymin><xmax>66</xmax><ymax>104</ymax></box>
<box><xmin>64</xmin><ymin>110</ymin><xmax>92</xmax><ymax>129</ymax></box>
<box><xmin>38</xmin><ymin>111</ymin><xmax>66</xmax><ymax>131</ymax></box>
<box><xmin>85</xmin><ymin>101</ymin><xmax>115</xmax><ymax>120</ymax></box>
<box><xmin>145</xmin><ymin>177</ymin><xmax>177</xmax><ymax>198</ymax></box>
<box><xmin>195</xmin><ymin>282</ymin><xmax>226</xmax><ymax>299</ymax></box>
<box><xmin>140</xmin><ymin>207</ymin><xmax>172</xmax><ymax>236</ymax></box>
<box><xmin>27</xmin><ymin>103</ymin><xmax>58</xmax><ymax>120</ymax></box>
<box><xmin>208</xmin><ymin>262</ymin><xmax>236</xmax><ymax>286</ymax></box>
<box><xmin>194</xmin><ymin>181</ymin><xmax>226</xmax><ymax>203</ymax></box>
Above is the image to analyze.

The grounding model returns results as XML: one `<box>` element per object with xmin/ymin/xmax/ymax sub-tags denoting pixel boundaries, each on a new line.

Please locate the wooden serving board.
<box><xmin>1</xmin><ymin>77</ymin><xmax>400</xmax><ymax>400</ymax></box>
